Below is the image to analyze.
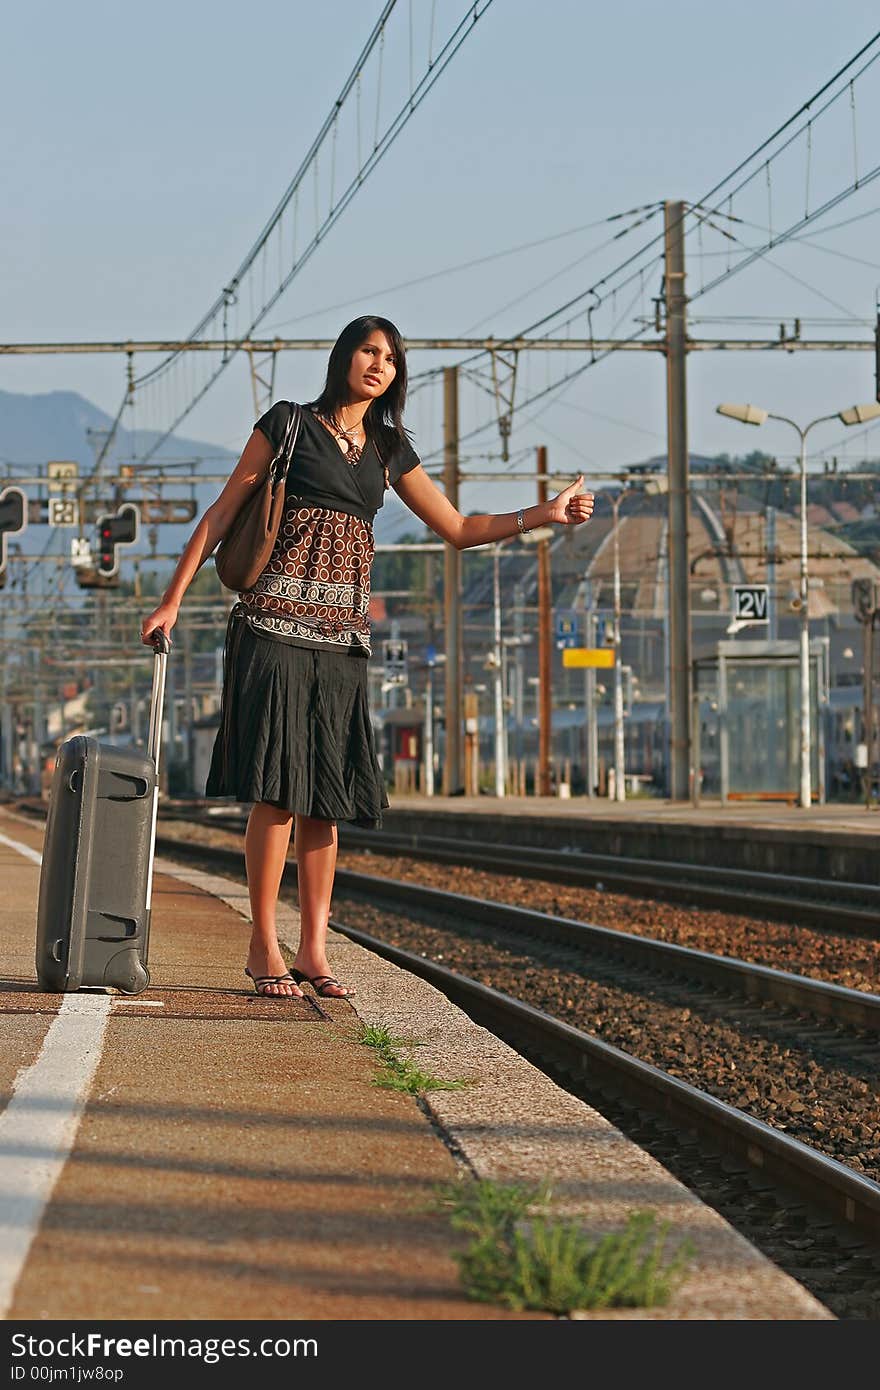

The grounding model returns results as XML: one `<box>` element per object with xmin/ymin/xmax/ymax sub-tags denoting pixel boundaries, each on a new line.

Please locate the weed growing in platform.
<box><xmin>357</xmin><ymin>1021</ymin><xmax>471</xmax><ymax>1095</ymax></box>
<box><xmin>439</xmin><ymin>1176</ymin><xmax>553</xmax><ymax>1230</ymax></box>
<box><xmin>374</xmin><ymin>1055</ymin><xmax>471</xmax><ymax>1094</ymax></box>
<box><xmin>436</xmin><ymin>1178</ymin><xmax>693</xmax><ymax>1314</ymax></box>
<box><xmin>357</xmin><ymin>1022</ymin><xmax>413</xmax><ymax>1053</ymax></box>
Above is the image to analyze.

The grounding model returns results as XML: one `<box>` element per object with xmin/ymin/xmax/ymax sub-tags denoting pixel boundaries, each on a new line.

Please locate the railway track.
<box><xmin>329</xmin><ymin>918</ymin><xmax>880</xmax><ymax>1243</ymax></box>
<box><xmin>153</xmin><ymin>821</ymin><xmax>880</xmax><ymax>1310</ymax></box>
<box><xmin>337</xmin><ymin>824</ymin><xmax>880</xmax><ymax>938</ymax></box>
<box><xmin>329</xmin><ymin>868</ymin><xmax>880</xmax><ymax>1031</ymax></box>
<box><xmin>138</xmin><ymin>828</ymin><xmax>880</xmax><ymax>1253</ymax></box>
<box><xmin>123</xmin><ymin>806</ymin><xmax>877</xmax><ymax>1032</ymax></box>
<box><xmin>153</xmin><ymin>804</ymin><xmax>880</xmax><ymax>938</ymax></box>
<box><xmin>13</xmin><ymin>797</ymin><xmax>880</xmax><ymax>937</ymax></box>
<box><xmin>328</xmin><ymin>916</ymin><xmax>880</xmax><ymax>1320</ymax></box>
<box><xmin>13</xmin><ymin>800</ymin><xmax>878</xmax><ymax>939</ymax></box>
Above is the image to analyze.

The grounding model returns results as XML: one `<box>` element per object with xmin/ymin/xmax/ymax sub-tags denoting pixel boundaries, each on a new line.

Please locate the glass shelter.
<box><xmin>693</xmin><ymin>639</ymin><xmax>829</xmax><ymax>803</ymax></box>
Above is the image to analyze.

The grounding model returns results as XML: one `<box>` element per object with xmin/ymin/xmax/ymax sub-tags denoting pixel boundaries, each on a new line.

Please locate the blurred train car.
<box><xmin>375</xmin><ymin>686</ymin><xmax>872</xmax><ymax>800</ymax></box>
<box><xmin>454</xmin><ymin>699</ymin><xmax>668</xmax><ymax>796</ymax></box>
<box><xmin>825</xmin><ymin>684</ymin><xmax>876</xmax><ymax>799</ymax></box>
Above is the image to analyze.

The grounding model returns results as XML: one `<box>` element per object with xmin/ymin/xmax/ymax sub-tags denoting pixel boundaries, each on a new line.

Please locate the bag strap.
<box><xmin>268</xmin><ymin>402</ymin><xmax>303</xmax><ymax>488</ymax></box>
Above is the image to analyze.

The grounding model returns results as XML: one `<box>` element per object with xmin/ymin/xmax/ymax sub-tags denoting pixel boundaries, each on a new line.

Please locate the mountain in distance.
<box><xmin>0</xmin><ymin>387</ymin><xmax>410</xmax><ymax>553</ymax></box>
<box><xmin>0</xmin><ymin>388</ymin><xmax>235</xmax><ymax>470</ymax></box>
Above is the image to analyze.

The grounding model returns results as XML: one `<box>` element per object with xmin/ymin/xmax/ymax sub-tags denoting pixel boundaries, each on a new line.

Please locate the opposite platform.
<box><xmin>367</xmin><ymin>794</ymin><xmax>880</xmax><ymax>885</ymax></box>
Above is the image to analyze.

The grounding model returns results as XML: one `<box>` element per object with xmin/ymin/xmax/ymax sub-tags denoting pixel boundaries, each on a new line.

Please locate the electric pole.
<box><xmin>424</xmin><ymin>550</ymin><xmax>435</xmax><ymax>797</ymax></box>
<box><xmin>864</xmin><ymin>609</ymin><xmax>877</xmax><ymax>811</ymax></box>
<box><xmin>581</xmin><ymin>577</ymin><xmax>597</xmax><ymax>798</ymax></box>
<box><xmin>443</xmin><ymin>366</ymin><xmax>463</xmax><ymax>794</ymax></box>
<box><xmin>513</xmin><ymin>581</ymin><xmax>525</xmax><ymax>793</ymax></box>
<box><xmin>492</xmin><ymin>543</ymin><xmax>506</xmax><ymax>797</ymax></box>
<box><xmin>537</xmin><ymin>445</ymin><xmax>552</xmax><ymax>796</ymax></box>
<box><xmin>611</xmin><ymin>491</ymin><xmax>626</xmax><ymax>801</ymax></box>
<box><xmin>665</xmin><ymin>200</ymin><xmax>692</xmax><ymax>800</ymax></box>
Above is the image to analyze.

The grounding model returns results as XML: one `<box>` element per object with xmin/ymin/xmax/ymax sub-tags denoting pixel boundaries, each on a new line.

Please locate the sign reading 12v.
<box><xmin>732</xmin><ymin>584</ymin><xmax>769</xmax><ymax>622</ymax></box>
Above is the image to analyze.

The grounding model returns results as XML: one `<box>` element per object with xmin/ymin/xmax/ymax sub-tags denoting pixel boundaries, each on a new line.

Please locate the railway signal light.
<box><xmin>77</xmin><ymin>503</ymin><xmax>140</xmax><ymax>587</ymax></box>
<box><xmin>95</xmin><ymin>503</ymin><xmax>139</xmax><ymax>578</ymax></box>
<box><xmin>852</xmin><ymin>578</ymin><xmax>880</xmax><ymax>623</ymax></box>
<box><xmin>0</xmin><ymin>486</ymin><xmax>27</xmax><ymax>586</ymax></box>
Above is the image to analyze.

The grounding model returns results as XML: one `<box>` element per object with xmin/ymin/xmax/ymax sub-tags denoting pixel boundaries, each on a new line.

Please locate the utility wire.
<box><xmin>701</xmin><ymin>230</ymin><xmax>864</xmax><ymax>319</ymax></box>
<box><xmin>441</xmin><ymin>30</ymin><xmax>880</xmax><ymax>384</ymax></box>
<box><xmin>694</xmin><ymin>162</ymin><xmax>880</xmax><ymax>303</ymax></box>
<box><xmin>695</xmin><ymin>32</ymin><xmax>880</xmax><ymax>214</ymax></box>
<box><xmin>261</xmin><ymin>208</ymin><xmax>659</xmax><ymax>332</ymax></box>
<box><xmin>128</xmin><ymin>1</ymin><xmax>495</xmax><ymax>459</ymax></box>
<box><xmin>512</xmin><ymin>33</ymin><xmax>880</xmax><ymax>359</ymax></box>
<box><xmin>410</xmin><ymin>31</ymin><xmax>880</xmax><ymax>463</ymax></box>
<box><xmin>418</xmin><ymin>280</ymin><xmax>653</xmax><ymax>466</ymax></box>
<box><xmin>458</xmin><ymin>207</ymin><xmax>663</xmax><ymax>337</ymax></box>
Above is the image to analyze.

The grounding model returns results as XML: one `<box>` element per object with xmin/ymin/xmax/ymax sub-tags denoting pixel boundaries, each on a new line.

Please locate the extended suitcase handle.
<box><xmin>144</xmin><ymin>630</ymin><xmax>171</xmax><ymax>916</ymax></box>
<box><xmin>146</xmin><ymin>631</ymin><xmax>170</xmax><ymax>770</ymax></box>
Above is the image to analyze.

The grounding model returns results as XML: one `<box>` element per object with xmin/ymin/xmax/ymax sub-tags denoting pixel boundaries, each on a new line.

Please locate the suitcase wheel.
<box><xmin>110</xmin><ymin>954</ymin><xmax>150</xmax><ymax>996</ymax></box>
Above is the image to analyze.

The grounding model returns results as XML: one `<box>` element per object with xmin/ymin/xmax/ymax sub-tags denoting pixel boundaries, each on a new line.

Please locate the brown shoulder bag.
<box><xmin>214</xmin><ymin>402</ymin><xmax>303</xmax><ymax>592</ymax></box>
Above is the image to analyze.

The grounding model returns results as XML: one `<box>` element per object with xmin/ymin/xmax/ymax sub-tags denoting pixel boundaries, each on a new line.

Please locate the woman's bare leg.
<box><xmin>290</xmin><ymin>813</ymin><xmax>349</xmax><ymax>997</ymax></box>
<box><xmin>244</xmin><ymin>801</ymin><xmax>303</xmax><ymax>997</ymax></box>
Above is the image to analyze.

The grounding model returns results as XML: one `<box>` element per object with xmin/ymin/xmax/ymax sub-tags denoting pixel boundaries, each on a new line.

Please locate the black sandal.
<box><xmin>289</xmin><ymin>969</ymin><xmax>355</xmax><ymax>999</ymax></box>
<box><xmin>244</xmin><ymin>967</ymin><xmax>305</xmax><ymax>999</ymax></box>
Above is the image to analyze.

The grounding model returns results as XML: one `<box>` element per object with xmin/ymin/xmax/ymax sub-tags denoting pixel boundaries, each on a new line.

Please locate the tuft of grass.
<box><xmin>374</xmin><ymin>1058</ymin><xmax>471</xmax><ymax>1094</ymax></box>
<box><xmin>356</xmin><ymin>1021</ymin><xmax>472</xmax><ymax>1095</ymax></box>
<box><xmin>437</xmin><ymin>1176</ymin><xmax>551</xmax><ymax>1233</ymax></box>
<box><xmin>436</xmin><ymin>1178</ymin><xmax>693</xmax><ymax>1314</ymax></box>
<box><xmin>357</xmin><ymin>1021</ymin><xmax>415</xmax><ymax>1054</ymax></box>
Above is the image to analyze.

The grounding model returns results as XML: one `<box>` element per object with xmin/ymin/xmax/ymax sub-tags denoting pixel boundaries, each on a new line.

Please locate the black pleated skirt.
<box><xmin>205</xmin><ymin>611</ymin><xmax>389</xmax><ymax>828</ymax></box>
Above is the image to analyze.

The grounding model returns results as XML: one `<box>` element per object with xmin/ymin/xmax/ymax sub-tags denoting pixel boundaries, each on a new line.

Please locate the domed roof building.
<box><xmin>542</xmin><ymin>477</ymin><xmax>880</xmax><ymax>697</ymax></box>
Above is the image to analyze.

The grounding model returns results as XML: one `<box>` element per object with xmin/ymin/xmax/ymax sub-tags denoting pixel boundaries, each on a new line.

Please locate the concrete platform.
<box><xmin>379</xmin><ymin>793</ymin><xmax>880</xmax><ymax>834</ymax></box>
<box><xmin>366</xmin><ymin>795</ymin><xmax>880</xmax><ymax>885</ymax></box>
<box><xmin>0</xmin><ymin>805</ymin><xmax>831</xmax><ymax>1320</ymax></box>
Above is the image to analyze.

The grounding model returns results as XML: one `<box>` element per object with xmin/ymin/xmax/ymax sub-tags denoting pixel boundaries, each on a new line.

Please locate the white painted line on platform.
<box><xmin>112</xmin><ymin>998</ymin><xmax>165</xmax><ymax>1007</ymax></box>
<box><xmin>0</xmin><ymin>831</ymin><xmax>42</xmax><ymax>868</ymax></box>
<box><xmin>0</xmin><ymin>993</ymin><xmax>111</xmax><ymax>1317</ymax></box>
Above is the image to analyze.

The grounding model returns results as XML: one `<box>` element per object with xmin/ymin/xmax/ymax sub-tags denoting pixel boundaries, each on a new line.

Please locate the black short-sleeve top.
<box><xmin>234</xmin><ymin>401</ymin><xmax>421</xmax><ymax>657</ymax></box>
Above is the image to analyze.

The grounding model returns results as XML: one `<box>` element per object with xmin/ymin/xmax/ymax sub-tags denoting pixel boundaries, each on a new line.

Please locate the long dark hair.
<box><xmin>310</xmin><ymin>315</ymin><xmax>410</xmax><ymax>469</ymax></box>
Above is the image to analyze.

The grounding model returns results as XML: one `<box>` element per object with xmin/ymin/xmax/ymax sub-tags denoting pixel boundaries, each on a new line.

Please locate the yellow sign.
<box><xmin>562</xmin><ymin>647</ymin><xmax>616</xmax><ymax>668</ymax></box>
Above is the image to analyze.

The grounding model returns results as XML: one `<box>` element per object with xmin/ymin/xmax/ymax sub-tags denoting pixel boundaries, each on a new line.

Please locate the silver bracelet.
<box><xmin>516</xmin><ymin>507</ymin><xmax>530</xmax><ymax>535</ymax></box>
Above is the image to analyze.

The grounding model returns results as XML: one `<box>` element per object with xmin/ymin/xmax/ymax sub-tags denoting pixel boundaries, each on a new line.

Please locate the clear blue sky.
<box><xmin>4</xmin><ymin>0</ymin><xmax>880</xmax><ymax>519</ymax></box>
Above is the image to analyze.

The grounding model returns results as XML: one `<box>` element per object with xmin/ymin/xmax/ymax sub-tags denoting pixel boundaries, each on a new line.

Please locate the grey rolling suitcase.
<box><xmin>35</xmin><ymin>630</ymin><xmax>171</xmax><ymax>994</ymax></box>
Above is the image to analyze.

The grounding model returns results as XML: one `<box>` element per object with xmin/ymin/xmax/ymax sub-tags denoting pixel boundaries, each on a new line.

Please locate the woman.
<box><xmin>140</xmin><ymin>315</ymin><xmax>594</xmax><ymax>1000</ymax></box>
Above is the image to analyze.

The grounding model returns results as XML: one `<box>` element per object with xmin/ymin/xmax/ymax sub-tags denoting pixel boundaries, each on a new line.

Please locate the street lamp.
<box><xmin>491</xmin><ymin>542</ymin><xmax>506</xmax><ymax>797</ymax></box>
<box><xmin>423</xmin><ymin>651</ymin><xmax>444</xmax><ymax>798</ymax></box>
<box><xmin>488</xmin><ymin>528</ymin><xmax>552</xmax><ymax>799</ymax></box>
<box><xmin>716</xmin><ymin>399</ymin><xmax>880</xmax><ymax>807</ymax></box>
<box><xmin>610</xmin><ymin>489</ymin><xmax>626</xmax><ymax>802</ymax></box>
<box><xmin>605</xmin><ymin>477</ymin><xmax>667</xmax><ymax>802</ymax></box>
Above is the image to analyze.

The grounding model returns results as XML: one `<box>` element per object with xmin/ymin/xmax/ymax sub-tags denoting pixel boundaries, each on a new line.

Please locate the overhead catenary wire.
<box><xmin>433</xmin><ymin>29</ymin><xmax>880</xmax><ymax>387</ymax></box>
<box><xmin>261</xmin><ymin>207</ymin><xmax>662</xmax><ymax>333</ymax></box>
<box><xmin>126</xmin><ymin>2</ymin><xmax>496</xmax><ymax>459</ymax></box>
<box><xmin>406</xmin><ymin>30</ymin><xmax>880</xmax><ymax>469</ymax></box>
<box><xmin>458</xmin><ymin>207</ymin><xmax>664</xmax><ymax>338</ymax></box>
<box><xmin>688</xmin><ymin>43</ymin><xmax>880</xmax><ymax>301</ymax></box>
<box><xmin>703</xmin><ymin>231</ymin><xmax>865</xmax><ymax>320</ymax></box>
<box><xmin>13</xmin><ymin>30</ymin><xmax>880</xmax><ymax>607</ymax></box>
<box><xmin>418</xmin><ymin>278</ymin><xmax>654</xmax><ymax>467</ymax></box>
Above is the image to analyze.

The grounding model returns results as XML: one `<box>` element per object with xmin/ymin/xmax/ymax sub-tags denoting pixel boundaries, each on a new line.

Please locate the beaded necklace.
<box><xmin>314</xmin><ymin>409</ymin><xmax>390</xmax><ymax>489</ymax></box>
<box><xmin>318</xmin><ymin>411</ymin><xmax>365</xmax><ymax>463</ymax></box>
